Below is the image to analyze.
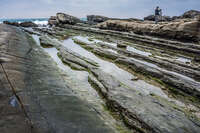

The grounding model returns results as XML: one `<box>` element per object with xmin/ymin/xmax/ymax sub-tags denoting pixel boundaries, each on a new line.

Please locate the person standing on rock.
<box><xmin>155</xmin><ymin>6</ymin><xmax>161</xmax><ymax>24</ymax></box>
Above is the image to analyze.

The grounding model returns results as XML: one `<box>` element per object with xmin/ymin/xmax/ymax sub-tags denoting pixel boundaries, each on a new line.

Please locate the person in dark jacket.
<box><xmin>155</xmin><ymin>6</ymin><xmax>161</xmax><ymax>24</ymax></box>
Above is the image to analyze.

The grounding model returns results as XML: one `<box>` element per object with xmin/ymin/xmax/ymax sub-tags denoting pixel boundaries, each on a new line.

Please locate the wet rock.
<box><xmin>96</xmin><ymin>41</ymin><xmax>200</xmax><ymax>81</ymax></box>
<box><xmin>73</xmin><ymin>37</ymin><xmax>200</xmax><ymax>81</ymax></box>
<box><xmin>115</xmin><ymin>58</ymin><xmax>200</xmax><ymax>99</ymax></box>
<box><xmin>19</xmin><ymin>21</ymin><xmax>38</xmax><ymax>27</ymax></box>
<box><xmin>0</xmin><ymin>24</ymin><xmax>115</xmax><ymax>133</ymax></box>
<box><xmin>89</xmin><ymin>68</ymin><xmax>200</xmax><ymax>133</ymax></box>
<box><xmin>56</xmin><ymin>13</ymin><xmax>82</xmax><ymax>25</ymax></box>
<box><xmin>58</xmin><ymin>24</ymin><xmax>200</xmax><ymax>55</ymax></box>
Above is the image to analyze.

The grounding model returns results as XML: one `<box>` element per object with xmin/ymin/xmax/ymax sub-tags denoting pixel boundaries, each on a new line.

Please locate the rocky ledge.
<box><xmin>97</xmin><ymin>18</ymin><xmax>200</xmax><ymax>43</ymax></box>
<box><xmin>36</xmin><ymin>32</ymin><xmax>200</xmax><ymax>133</ymax></box>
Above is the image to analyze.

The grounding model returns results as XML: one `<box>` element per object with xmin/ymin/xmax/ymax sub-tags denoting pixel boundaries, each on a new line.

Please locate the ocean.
<box><xmin>0</xmin><ymin>18</ymin><xmax>49</xmax><ymax>26</ymax></box>
<box><xmin>0</xmin><ymin>18</ymin><xmax>87</xmax><ymax>26</ymax></box>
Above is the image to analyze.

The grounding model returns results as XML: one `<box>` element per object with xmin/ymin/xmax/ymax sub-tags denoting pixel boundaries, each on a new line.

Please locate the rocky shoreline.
<box><xmin>1</xmin><ymin>10</ymin><xmax>200</xmax><ymax>133</ymax></box>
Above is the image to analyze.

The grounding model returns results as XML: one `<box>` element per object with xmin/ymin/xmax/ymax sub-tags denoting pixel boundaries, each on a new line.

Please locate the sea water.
<box><xmin>0</xmin><ymin>18</ymin><xmax>48</xmax><ymax>26</ymax></box>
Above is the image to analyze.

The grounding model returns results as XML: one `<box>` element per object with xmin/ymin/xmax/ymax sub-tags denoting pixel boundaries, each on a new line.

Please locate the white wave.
<box><xmin>33</xmin><ymin>20</ymin><xmax>48</xmax><ymax>25</ymax></box>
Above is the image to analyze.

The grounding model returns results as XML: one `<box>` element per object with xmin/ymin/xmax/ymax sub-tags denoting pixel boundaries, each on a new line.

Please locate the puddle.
<box><xmin>126</xmin><ymin>46</ymin><xmax>152</xmax><ymax>56</ymax></box>
<box><xmin>86</xmin><ymin>36</ymin><xmax>152</xmax><ymax>56</ymax></box>
<box><xmin>9</xmin><ymin>96</ymin><xmax>18</xmax><ymax>107</ymax></box>
<box><xmin>74</xmin><ymin>36</ymin><xmax>117</xmax><ymax>47</ymax></box>
<box><xmin>62</xmin><ymin>37</ymin><xmax>169</xmax><ymax>98</ymax></box>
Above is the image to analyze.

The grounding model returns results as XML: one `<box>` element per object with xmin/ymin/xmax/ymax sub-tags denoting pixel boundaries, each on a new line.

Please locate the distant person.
<box><xmin>155</xmin><ymin>6</ymin><xmax>161</xmax><ymax>24</ymax></box>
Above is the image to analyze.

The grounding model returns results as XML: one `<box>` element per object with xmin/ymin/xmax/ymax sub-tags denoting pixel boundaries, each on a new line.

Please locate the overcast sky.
<box><xmin>0</xmin><ymin>0</ymin><xmax>200</xmax><ymax>19</ymax></box>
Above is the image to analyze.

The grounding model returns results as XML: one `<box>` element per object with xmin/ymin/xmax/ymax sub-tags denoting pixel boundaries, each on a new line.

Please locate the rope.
<box><xmin>0</xmin><ymin>63</ymin><xmax>33</xmax><ymax>129</ymax></box>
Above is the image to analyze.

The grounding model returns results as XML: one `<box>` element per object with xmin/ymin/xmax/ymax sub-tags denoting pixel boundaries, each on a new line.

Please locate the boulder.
<box><xmin>19</xmin><ymin>21</ymin><xmax>38</xmax><ymax>27</ymax></box>
<box><xmin>48</xmin><ymin>16</ymin><xmax>59</xmax><ymax>26</ymax></box>
<box><xmin>87</xmin><ymin>15</ymin><xmax>109</xmax><ymax>23</ymax></box>
<box><xmin>56</xmin><ymin>13</ymin><xmax>82</xmax><ymax>25</ymax></box>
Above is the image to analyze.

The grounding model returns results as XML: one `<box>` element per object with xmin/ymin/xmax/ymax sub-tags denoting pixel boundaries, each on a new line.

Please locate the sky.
<box><xmin>0</xmin><ymin>0</ymin><xmax>200</xmax><ymax>19</ymax></box>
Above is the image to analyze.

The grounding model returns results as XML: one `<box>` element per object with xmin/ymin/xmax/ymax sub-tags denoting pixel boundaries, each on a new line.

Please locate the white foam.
<box><xmin>33</xmin><ymin>20</ymin><xmax>48</xmax><ymax>25</ymax></box>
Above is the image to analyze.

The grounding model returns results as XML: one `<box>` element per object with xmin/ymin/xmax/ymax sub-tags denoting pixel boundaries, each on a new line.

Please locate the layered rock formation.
<box><xmin>97</xmin><ymin>18</ymin><xmax>200</xmax><ymax>42</ymax></box>
<box><xmin>56</xmin><ymin>13</ymin><xmax>82</xmax><ymax>25</ymax></box>
<box><xmin>48</xmin><ymin>13</ymin><xmax>83</xmax><ymax>26</ymax></box>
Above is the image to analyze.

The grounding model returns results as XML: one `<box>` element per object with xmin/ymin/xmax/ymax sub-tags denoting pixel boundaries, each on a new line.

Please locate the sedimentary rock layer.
<box><xmin>97</xmin><ymin>19</ymin><xmax>200</xmax><ymax>42</ymax></box>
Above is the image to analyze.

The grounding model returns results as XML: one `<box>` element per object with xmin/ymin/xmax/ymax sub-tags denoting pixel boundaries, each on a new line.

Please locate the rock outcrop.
<box><xmin>97</xmin><ymin>19</ymin><xmax>200</xmax><ymax>42</ymax></box>
<box><xmin>56</xmin><ymin>13</ymin><xmax>82</xmax><ymax>25</ymax></box>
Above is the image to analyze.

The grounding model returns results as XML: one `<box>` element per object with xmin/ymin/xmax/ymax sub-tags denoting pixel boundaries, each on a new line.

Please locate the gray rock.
<box><xmin>56</xmin><ymin>13</ymin><xmax>82</xmax><ymax>25</ymax></box>
<box><xmin>89</xmin><ymin>68</ymin><xmax>200</xmax><ymax>133</ymax></box>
